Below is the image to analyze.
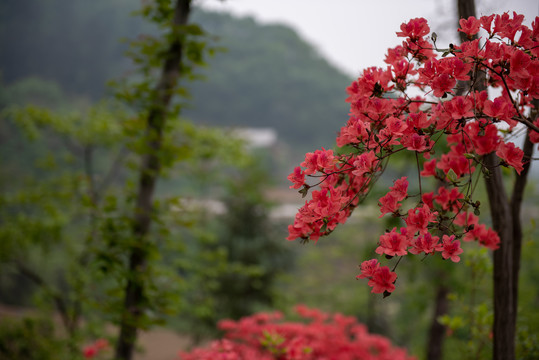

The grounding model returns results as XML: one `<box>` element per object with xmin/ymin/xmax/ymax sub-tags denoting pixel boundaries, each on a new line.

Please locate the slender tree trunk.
<box><xmin>115</xmin><ymin>1</ymin><xmax>192</xmax><ymax>360</ymax></box>
<box><xmin>483</xmin><ymin>153</ymin><xmax>515</xmax><ymax>360</ymax></box>
<box><xmin>427</xmin><ymin>285</ymin><xmax>449</xmax><ymax>360</ymax></box>
<box><xmin>457</xmin><ymin>1</ymin><xmax>535</xmax><ymax>359</ymax></box>
<box><xmin>511</xmin><ymin>101</ymin><xmax>538</xmax><ymax>319</ymax></box>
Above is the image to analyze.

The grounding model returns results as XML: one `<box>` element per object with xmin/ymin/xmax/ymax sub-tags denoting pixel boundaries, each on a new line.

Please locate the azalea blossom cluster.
<box><xmin>287</xmin><ymin>13</ymin><xmax>539</xmax><ymax>295</ymax></box>
<box><xmin>179</xmin><ymin>305</ymin><xmax>415</xmax><ymax>360</ymax></box>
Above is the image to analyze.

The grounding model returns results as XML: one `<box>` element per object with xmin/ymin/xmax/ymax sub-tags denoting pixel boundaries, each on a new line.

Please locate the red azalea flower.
<box><xmin>396</xmin><ymin>17</ymin><xmax>430</xmax><ymax>41</ymax></box>
<box><xmin>287</xmin><ymin>166</ymin><xmax>305</xmax><ymax>189</ymax></box>
<box><xmin>441</xmin><ymin>235</ymin><xmax>463</xmax><ymax>262</ymax></box>
<box><xmin>434</xmin><ymin>187</ymin><xmax>464</xmax><ymax>212</ymax></box>
<box><xmin>368</xmin><ymin>266</ymin><xmax>398</xmax><ymax>294</ymax></box>
<box><xmin>445</xmin><ymin>96</ymin><xmax>474</xmax><ymax>120</ymax></box>
<box><xmin>389</xmin><ymin>177</ymin><xmax>409</xmax><ymax>201</ymax></box>
<box><xmin>496</xmin><ymin>141</ymin><xmax>524</xmax><ymax>174</ymax></box>
<box><xmin>454</xmin><ymin>211</ymin><xmax>479</xmax><ymax>227</ymax></box>
<box><xmin>422</xmin><ymin>192</ymin><xmax>435</xmax><ymax>209</ymax></box>
<box><xmin>356</xmin><ymin>259</ymin><xmax>380</xmax><ymax>279</ymax></box>
<box><xmin>529</xmin><ymin>119</ymin><xmax>539</xmax><ymax>143</ymax></box>
<box><xmin>352</xmin><ymin>151</ymin><xmax>379</xmax><ymax>177</ymax></box>
<box><xmin>409</xmin><ymin>233</ymin><xmax>442</xmax><ymax>255</ymax></box>
<box><xmin>466</xmin><ymin>121</ymin><xmax>500</xmax><ymax>155</ymax></box>
<box><xmin>483</xmin><ymin>97</ymin><xmax>516</xmax><ymax>124</ymax></box>
<box><xmin>379</xmin><ymin>192</ymin><xmax>401</xmax><ymax>217</ymax></box>
<box><xmin>406</xmin><ymin>204</ymin><xmax>438</xmax><ymax>235</ymax></box>
<box><xmin>458</xmin><ymin>16</ymin><xmax>481</xmax><ymax>36</ymax></box>
<box><xmin>510</xmin><ymin>49</ymin><xmax>532</xmax><ymax>79</ymax></box>
<box><xmin>386</xmin><ymin>116</ymin><xmax>408</xmax><ymax>135</ymax></box>
<box><xmin>432</xmin><ymin>73</ymin><xmax>456</xmax><ymax>97</ymax></box>
<box><xmin>402</xmin><ymin>133</ymin><xmax>431</xmax><ymax>152</ymax></box>
<box><xmin>421</xmin><ymin>158</ymin><xmax>437</xmax><ymax>177</ymax></box>
<box><xmin>480</xmin><ymin>14</ymin><xmax>495</xmax><ymax>33</ymax></box>
<box><xmin>376</xmin><ymin>227</ymin><xmax>409</xmax><ymax>257</ymax></box>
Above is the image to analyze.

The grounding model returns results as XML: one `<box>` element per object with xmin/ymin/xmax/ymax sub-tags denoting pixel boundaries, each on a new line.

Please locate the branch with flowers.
<box><xmin>287</xmin><ymin>13</ymin><xmax>538</xmax><ymax>297</ymax></box>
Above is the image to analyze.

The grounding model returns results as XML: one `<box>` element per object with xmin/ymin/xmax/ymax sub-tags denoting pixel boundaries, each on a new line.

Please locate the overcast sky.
<box><xmin>198</xmin><ymin>0</ymin><xmax>538</xmax><ymax>77</ymax></box>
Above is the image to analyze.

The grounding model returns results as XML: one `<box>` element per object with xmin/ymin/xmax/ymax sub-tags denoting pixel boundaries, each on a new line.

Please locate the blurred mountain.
<box><xmin>0</xmin><ymin>0</ymin><xmax>352</xmax><ymax>151</ymax></box>
<box><xmin>186</xmin><ymin>10</ymin><xmax>351</xmax><ymax>149</ymax></box>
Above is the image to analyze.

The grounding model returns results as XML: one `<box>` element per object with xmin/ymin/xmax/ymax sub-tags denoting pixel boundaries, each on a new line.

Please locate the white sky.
<box><xmin>198</xmin><ymin>0</ymin><xmax>538</xmax><ymax>77</ymax></box>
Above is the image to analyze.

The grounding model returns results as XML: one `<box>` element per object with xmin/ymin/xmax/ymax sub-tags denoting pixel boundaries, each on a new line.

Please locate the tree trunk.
<box><xmin>511</xmin><ymin>101</ymin><xmax>538</xmax><ymax>319</ymax></box>
<box><xmin>427</xmin><ymin>285</ymin><xmax>449</xmax><ymax>360</ymax></box>
<box><xmin>456</xmin><ymin>1</ymin><xmax>535</xmax><ymax>359</ymax></box>
<box><xmin>483</xmin><ymin>153</ymin><xmax>515</xmax><ymax>360</ymax></box>
<box><xmin>115</xmin><ymin>1</ymin><xmax>192</xmax><ymax>360</ymax></box>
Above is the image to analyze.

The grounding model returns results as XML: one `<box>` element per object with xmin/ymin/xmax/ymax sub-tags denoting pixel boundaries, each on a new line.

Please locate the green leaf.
<box><xmin>447</xmin><ymin>168</ymin><xmax>458</xmax><ymax>183</ymax></box>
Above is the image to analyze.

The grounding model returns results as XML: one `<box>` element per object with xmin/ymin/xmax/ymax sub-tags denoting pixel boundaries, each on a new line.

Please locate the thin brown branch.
<box><xmin>510</xmin><ymin>115</ymin><xmax>539</xmax><ymax>134</ymax></box>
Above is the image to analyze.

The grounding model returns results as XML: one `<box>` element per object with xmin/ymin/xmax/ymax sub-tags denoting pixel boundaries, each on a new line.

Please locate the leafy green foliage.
<box><xmin>0</xmin><ymin>65</ymin><xmax>290</xmax><ymax>353</ymax></box>
<box><xmin>0</xmin><ymin>317</ymin><xmax>65</xmax><ymax>360</ymax></box>
<box><xmin>438</xmin><ymin>247</ymin><xmax>494</xmax><ymax>360</ymax></box>
<box><xmin>211</xmin><ymin>162</ymin><xmax>294</xmax><ymax>319</ymax></box>
<box><xmin>168</xmin><ymin>160</ymin><xmax>294</xmax><ymax>340</ymax></box>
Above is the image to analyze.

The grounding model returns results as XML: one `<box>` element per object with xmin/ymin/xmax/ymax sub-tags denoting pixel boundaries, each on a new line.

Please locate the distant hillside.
<box><xmin>0</xmin><ymin>1</ymin><xmax>352</xmax><ymax>150</ymax></box>
<box><xmin>0</xmin><ymin>0</ymin><xmax>139</xmax><ymax>98</ymax></box>
<box><xmin>187</xmin><ymin>10</ymin><xmax>352</xmax><ymax>149</ymax></box>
